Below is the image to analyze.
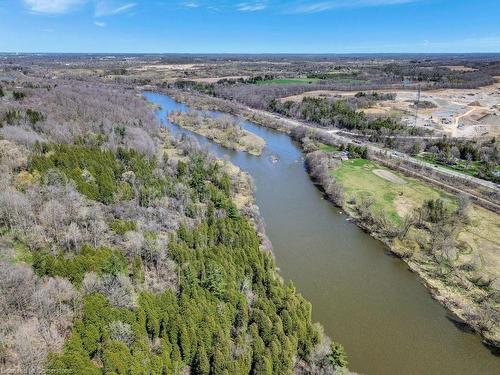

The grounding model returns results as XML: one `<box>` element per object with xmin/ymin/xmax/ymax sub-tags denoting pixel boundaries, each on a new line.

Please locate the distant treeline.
<box><xmin>270</xmin><ymin>97</ymin><xmax>402</xmax><ymax>133</ymax></box>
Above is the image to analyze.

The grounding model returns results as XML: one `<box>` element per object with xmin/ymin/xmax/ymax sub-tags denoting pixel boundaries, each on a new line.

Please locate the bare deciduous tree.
<box><xmin>13</xmin><ymin>319</ymin><xmax>47</xmax><ymax>375</ymax></box>
<box><xmin>82</xmin><ymin>273</ymin><xmax>136</xmax><ymax>308</ymax></box>
<box><xmin>109</xmin><ymin>321</ymin><xmax>134</xmax><ymax>345</ymax></box>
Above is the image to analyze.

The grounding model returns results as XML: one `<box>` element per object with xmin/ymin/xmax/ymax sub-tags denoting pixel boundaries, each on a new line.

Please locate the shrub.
<box><xmin>328</xmin><ymin>341</ymin><xmax>348</xmax><ymax>369</ymax></box>
<box><xmin>109</xmin><ymin>219</ymin><xmax>137</xmax><ymax>235</ymax></box>
<box><xmin>32</xmin><ymin>245</ymin><xmax>128</xmax><ymax>284</ymax></box>
<box><xmin>422</xmin><ymin>199</ymin><xmax>448</xmax><ymax>223</ymax></box>
<box><xmin>26</xmin><ymin>109</ymin><xmax>44</xmax><ymax>125</ymax></box>
<box><xmin>13</xmin><ymin>91</ymin><xmax>25</xmax><ymax>100</ymax></box>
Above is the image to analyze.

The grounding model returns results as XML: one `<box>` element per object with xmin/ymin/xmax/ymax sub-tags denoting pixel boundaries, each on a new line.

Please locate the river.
<box><xmin>144</xmin><ymin>92</ymin><xmax>499</xmax><ymax>375</ymax></box>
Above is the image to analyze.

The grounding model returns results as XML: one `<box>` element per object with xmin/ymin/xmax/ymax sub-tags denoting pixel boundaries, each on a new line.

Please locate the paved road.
<box><xmin>246</xmin><ymin>107</ymin><xmax>500</xmax><ymax>194</ymax></box>
<box><xmin>330</xmin><ymin>129</ymin><xmax>447</xmax><ymax>141</ymax></box>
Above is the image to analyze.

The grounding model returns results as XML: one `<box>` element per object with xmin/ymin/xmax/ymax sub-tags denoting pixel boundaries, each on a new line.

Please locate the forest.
<box><xmin>420</xmin><ymin>138</ymin><xmax>499</xmax><ymax>183</ymax></box>
<box><xmin>270</xmin><ymin>97</ymin><xmax>402</xmax><ymax>132</ymax></box>
<box><xmin>0</xmin><ymin>75</ymin><xmax>347</xmax><ymax>374</ymax></box>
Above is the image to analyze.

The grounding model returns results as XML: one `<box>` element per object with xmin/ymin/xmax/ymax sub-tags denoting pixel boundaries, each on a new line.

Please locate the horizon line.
<box><xmin>2</xmin><ymin>51</ymin><xmax>500</xmax><ymax>56</ymax></box>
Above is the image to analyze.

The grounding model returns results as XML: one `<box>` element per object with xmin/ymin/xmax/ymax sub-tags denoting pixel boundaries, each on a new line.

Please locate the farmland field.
<box><xmin>257</xmin><ymin>77</ymin><xmax>320</xmax><ymax>85</ymax></box>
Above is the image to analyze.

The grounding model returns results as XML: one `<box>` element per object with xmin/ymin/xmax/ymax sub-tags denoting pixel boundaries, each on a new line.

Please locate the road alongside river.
<box><xmin>145</xmin><ymin>91</ymin><xmax>499</xmax><ymax>375</ymax></box>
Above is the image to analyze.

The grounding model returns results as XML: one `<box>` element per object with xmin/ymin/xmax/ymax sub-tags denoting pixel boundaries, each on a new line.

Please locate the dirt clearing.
<box><xmin>373</xmin><ymin>169</ymin><xmax>407</xmax><ymax>184</ymax></box>
<box><xmin>394</xmin><ymin>195</ymin><xmax>414</xmax><ymax>217</ymax></box>
<box><xmin>280</xmin><ymin>78</ymin><xmax>500</xmax><ymax>139</ymax></box>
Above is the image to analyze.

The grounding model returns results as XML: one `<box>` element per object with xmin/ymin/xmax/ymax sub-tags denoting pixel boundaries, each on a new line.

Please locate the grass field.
<box><xmin>318</xmin><ymin>143</ymin><xmax>339</xmax><ymax>153</ymax></box>
<box><xmin>256</xmin><ymin>78</ymin><xmax>320</xmax><ymax>85</ymax></box>
<box><xmin>332</xmin><ymin>159</ymin><xmax>454</xmax><ymax>224</ymax></box>
<box><xmin>459</xmin><ymin>205</ymin><xmax>500</xmax><ymax>276</ymax></box>
<box><xmin>331</xmin><ymin>157</ymin><xmax>500</xmax><ymax>278</ymax></box>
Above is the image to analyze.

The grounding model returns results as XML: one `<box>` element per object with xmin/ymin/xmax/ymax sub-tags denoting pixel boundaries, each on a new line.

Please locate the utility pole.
<box><xmin>414</xmin><ymin>84</ymin><xmax>421</xmax><ymax>127</ymax></box>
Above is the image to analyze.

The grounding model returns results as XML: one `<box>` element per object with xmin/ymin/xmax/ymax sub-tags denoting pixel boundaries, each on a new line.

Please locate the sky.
<box><xmin>1</xmin><ymin>0</ymin><xmax>500</xmax><ymax>53</ymax></box>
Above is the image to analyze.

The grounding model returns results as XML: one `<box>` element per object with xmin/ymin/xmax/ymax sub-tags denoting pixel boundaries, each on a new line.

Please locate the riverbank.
<box><xmin>145</xmin><ymin>90</ymin><xmax>500</xmax><ymax>374</ymax></box>
<box><xmin>155</xmin><ymin>88</ymin><xmax>500</xmax><ymax>351</ymax></box>
<box><xmin>161</xmin><ymin>88</ymin><xmax>294</xmax><ymax>133</ymax></box>
<box><xmin>158</xmin><ymin>88</ymin><xmax>500</xmax><ymax>211</ymax></box>
<box><xmin>159</xmin><ymin>127</ymin><xmax>272</xmax><ymax>252</ymax></box>
<box><xmin>304</xmin><ymin>145</ymin><xmax>500</xmax><ymax>350</ymax></box>
<box><xmin>153</xmin><ymin>100</ymin><xmax>354</xmax><ymax>375</ymax></box>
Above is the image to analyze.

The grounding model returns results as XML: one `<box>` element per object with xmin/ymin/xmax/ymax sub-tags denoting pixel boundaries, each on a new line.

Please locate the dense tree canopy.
<box><xmin>0</xmin><ymin>75</ymin><xmax>346</xmax><ymax>375</ymax></box>
<box><xmin>43</xmin><ymin>147</ymin><xmax>326</xmax><ymax>375</ymax></box>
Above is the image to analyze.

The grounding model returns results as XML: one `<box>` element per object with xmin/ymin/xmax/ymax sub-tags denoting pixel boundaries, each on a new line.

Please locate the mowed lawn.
<box><xmin>257</xmin><ymin>78</ymin><xmax>320</xmax><ymax>85</ymax></box>
<box><xmin>332</xmin><ymin>159</ymin><xmax>453</xmax><ymax>225</ymax></box>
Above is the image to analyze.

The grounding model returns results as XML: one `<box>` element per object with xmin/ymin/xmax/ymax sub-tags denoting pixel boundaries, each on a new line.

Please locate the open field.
<box><xmin>332</xmin><ymin>158</ymin><xmax>500</xmax><ymax>282</ymax></box>
<box><xmin>461</xmin><ymin>205</ymin><xmax>500</xmax><ymax>278</ymax></box>
<box><xmin>191</xmin><ymin>75</ymin><xmax>250</xmax><ymax>83</ymax></box>
<box><xmin>442</xmin><ymin>65</ymin><xmax>479</xmax><ymax>72</ymax></box>
<box><xmin>318</xmin><ymin>143</ymin><xmax>339</xmax><ymax>153</ymax></box>
<box><xmin>332</xmin><ymin>159</ymin><xmax>454</xmax><ymax>224</ymax></box>
<box><xmin>132</xmin><ymin>63</ymin><xmax>199</xmax><ymax>71</ymax></box>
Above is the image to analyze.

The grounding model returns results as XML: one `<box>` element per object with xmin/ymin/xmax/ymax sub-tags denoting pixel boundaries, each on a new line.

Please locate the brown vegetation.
<box><xmin>168</xmin><ymin>110</ymin><xmax>265</xmax><ymax>155</ymax></box>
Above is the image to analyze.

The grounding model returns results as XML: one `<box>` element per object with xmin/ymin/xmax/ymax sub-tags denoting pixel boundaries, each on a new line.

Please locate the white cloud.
<box><xmin>23</xmin><ymin>0</ymin><xmax>138</xmax><ymax>16</ymax></box>
<box><xmin>94</xmin><ymin>21</ymin><xmax>106</xmax><ymax>27</ymax></box>
<box><xmin>289</xmin><ymin>0</ymin><xmax>418</xmax><ymax>14</ymax></box>
<box><xmin>237</xmin><ymin>2</ymin><xmax>267</xmax><ymax>12</ymax></box>
<box><xmin>183</xmin><ymin>2</ymin><xmax>200</xmax><ymax>8</ymax></box>
<box><xmin>94</xmin><ymin>2</ymin><xmax>137</xmax><ymax>17</ymax></box>
<box><xmin>22</xmin><ymin>0</ymin><xmax>87</xmax><ymax>14</ymax></box>
<box><xmin>178</xmin><ymin>1</ymin><xmax>266</xmax><ymax>12</ymax></box>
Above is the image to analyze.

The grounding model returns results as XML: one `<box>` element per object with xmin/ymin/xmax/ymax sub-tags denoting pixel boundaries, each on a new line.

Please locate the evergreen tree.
<box><xmin>193</xmin><ymin>344</ymin><xmax>210</xmax><ymax>375</ymax></box>
<box><xmin>329</xmin><ymin>341</ymin><xmax>348</xmax><ymax>369</ymax></box>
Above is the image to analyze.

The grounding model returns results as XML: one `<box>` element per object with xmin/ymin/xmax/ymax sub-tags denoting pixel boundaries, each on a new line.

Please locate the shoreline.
<box><xmin>156</xmin><ymin>106</ymin><xmax>348</xmax><ymax>373</ymax></box>
<box><xmin>149</xmin><ymin>87</ymin><xmax>500</xmax><ymax>352</ymax></box>
<box><xmin>167</xmin><ymin>111</ymin><xmax>266</xmax><ymax>156</ymax></box>
<box><xmin>304</xmin><ymin>154</ymin><xmax>500</xmax><ymax>352</ymax></box>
